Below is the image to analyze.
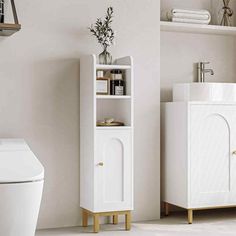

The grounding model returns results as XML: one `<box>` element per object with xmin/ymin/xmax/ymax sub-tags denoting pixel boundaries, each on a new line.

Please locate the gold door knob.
<box><xmin>98</xmin><ymin>162</ymin><xmax>104</xmax><ymax>166</ymax></box>
<box><xmin>232</xmin><ymin>151</ymin><xmax>236</xmax><ymax>155</ymax></box>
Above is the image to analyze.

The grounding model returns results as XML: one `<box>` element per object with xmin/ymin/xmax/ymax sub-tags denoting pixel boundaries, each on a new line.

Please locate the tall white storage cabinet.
<box><xmin>162</xmin><ymin>102</ymin><xmax>236</xmax><ymax>224</ymax></box>
<box><xmin>80</xmin><ymin>55</ymin><xmax>134</xmax><ymax>233</ymax></box>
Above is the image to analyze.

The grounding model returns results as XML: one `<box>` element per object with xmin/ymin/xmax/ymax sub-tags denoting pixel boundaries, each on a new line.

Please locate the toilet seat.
<box><xmin>0</xmin><ymin>139</ymin><xmax>44</xmax><ymax>184</ymax></box>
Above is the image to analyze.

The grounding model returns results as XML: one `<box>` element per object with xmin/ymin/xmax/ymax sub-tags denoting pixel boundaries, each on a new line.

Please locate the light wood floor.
<box><xmin>36</xmin><ymin>209</ymin><xmax>236</xmax><ymax>236</ymax></box>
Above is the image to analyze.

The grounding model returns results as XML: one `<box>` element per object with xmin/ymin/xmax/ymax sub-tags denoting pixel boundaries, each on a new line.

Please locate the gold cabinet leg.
<box><xmin>82</xmin><ymin>209</ymin><xmax>88</xmax><ymax>227</ymax></box>
<box><xmin>188</xmin><ymin>209</ymin><xmax>193</xmax><ymax>224</ymax></box>
<box><xmin>125</xmin><ymin>211</ymin><xmax>131</xmax><ymax>231</ymax></box>
<box><xmin>113</xmin><ymin>214</ymin><xmax>118</xmax><ymax>224</ymax></box>
<box><xmin>107</xmin><ymin>215</ymin><xmax>111</xmax><ymax>224</ymax></box>
<box><xmin>164</xmin><ymin>202</ymin><xmax>170</xmax><ymax>216</ymax></box>
<box><xmin>93</xmin><ymin>214</ymin><xmax>100</xmax><ymax>233</ymax></box>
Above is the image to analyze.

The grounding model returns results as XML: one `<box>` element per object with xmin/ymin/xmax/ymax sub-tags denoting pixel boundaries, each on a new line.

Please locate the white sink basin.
<box><xmin>173</xmin><ymin>83</ymin><xmax>236</xmax><ymax>102</ymax></box>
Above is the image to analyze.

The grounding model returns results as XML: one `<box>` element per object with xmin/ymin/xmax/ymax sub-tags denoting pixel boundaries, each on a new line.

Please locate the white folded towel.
<box><xmin>171</xmin><ymin>9</ymin><xmax>211</xmax><ymax>25</ymax></box>
<box><xmin>172</xmin><ymin>12</ymin><xmax>209</xmax><ymax>20</ymax></box>
<box><xmin>172</xmin><ymin>9</ymin><xmax>210</xmax><ymax>16</ymax></box>
<box><xmin>172</xmin><ymin>17</ymin><xmax>210</xmax><ymax>25</ymax></box>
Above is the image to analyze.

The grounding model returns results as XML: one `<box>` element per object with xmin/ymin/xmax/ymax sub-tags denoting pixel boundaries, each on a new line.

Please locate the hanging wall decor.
<box><xmin>220</xmin><ymin>0</ymin><xmax>233</xmax><ymax>26</ymax></box>
<box><xmin>0</xmin><ymin>0</ymin><xmax>21</xmax><ymax>36</ymax></box>
<box><xmin>0</xmin><ymin>0</ymin><xmax>4</xmax><ymax>23</ymax></box>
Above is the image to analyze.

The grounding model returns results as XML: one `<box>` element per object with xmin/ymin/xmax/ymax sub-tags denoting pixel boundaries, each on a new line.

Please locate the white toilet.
<box><xmin>0</xmin><ymin>139</ymin><xmax>44</xmax><ymax>236</ymax></box>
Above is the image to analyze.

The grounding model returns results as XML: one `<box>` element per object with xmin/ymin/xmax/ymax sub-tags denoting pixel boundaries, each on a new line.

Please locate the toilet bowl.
<box><xmin>0</xmin><ymin>139</ymin><xmax>44</xmax><ymax>236</ymax></box>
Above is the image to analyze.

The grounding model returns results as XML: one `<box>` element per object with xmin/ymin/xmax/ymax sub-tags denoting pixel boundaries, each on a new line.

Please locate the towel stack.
<box><xmin>171</xmin><ymin>9</ymin><xmax>211</xmax><ymax>25</ymax></box>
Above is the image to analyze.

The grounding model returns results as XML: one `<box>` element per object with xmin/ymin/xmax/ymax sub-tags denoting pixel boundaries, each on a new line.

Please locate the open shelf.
<box><xmin>160</xmin><ymin>21</ymin><xmax>236</xmax><ymax>36</ymax></box>
<box><xmin>96</xmin><ymin>99</ymin><xmax>132</xmax><ymax>127</ymax></box>
<box><xmin>0</xmin><ymin>23</ymin><xmax>21</xmax><ymax>36</ymax></box>
<box><xmin>96</xmin><ymin>64</ymin><xmax>131</xmax><ymax>70</ymax></box>
<box><xmin>96</xmin><ymin>95</ymin><xmax>131</xmax><ymax>100</ymax></box>
<box><xmin>96</xmin><ymin>126</ymin><xmax>132</xmax><ymax>130</ymax></box>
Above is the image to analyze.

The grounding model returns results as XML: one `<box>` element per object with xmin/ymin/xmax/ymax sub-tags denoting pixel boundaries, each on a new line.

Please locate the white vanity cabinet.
<box><xmin>162</xmin><ymin>102</ymin><xmax>236</xmax><ymax>223</ymax></box>
<box><xmin>80</xmin><ymin>55</ymin><xmax>134</xmax><ymax>232</ymax></box>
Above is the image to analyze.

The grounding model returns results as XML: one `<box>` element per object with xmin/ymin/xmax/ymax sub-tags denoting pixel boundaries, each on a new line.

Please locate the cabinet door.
<box><xmin>190</xmin><ymin>105</ymin><xmax>235</xmax><ymax>208</ymax></box>
<box><xmin>227</xmin><ymin>106</ymin><xmax>236</xmax><ymax>204</ymax></box>
<box><xmin>94</xmin><ymin>129</ymin><xmax>133</xmax><ymax>212</ymax></box>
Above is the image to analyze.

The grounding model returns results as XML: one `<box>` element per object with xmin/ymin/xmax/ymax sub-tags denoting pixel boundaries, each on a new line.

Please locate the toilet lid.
<box><xmin>0</xmin><ymin>139</ymin><xmax>44</xmax><ymax>183</ymax></box>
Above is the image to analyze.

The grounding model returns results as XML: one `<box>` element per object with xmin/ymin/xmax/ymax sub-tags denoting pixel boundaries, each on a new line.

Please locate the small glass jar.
<box><xmin>110</xmin><ymin>70</ymin><xmax>125</xmax><ymax>95</ymax></box>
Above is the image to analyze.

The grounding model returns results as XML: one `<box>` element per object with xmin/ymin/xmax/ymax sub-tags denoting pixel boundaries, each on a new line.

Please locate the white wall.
<box><xmin>161</xmin><ymin>0</ymin><xmax>236</xmax><ymax>102</ymax></box>
<box><xmin>0</xmin><ymin>0</ymin><xmax>160</xmax><ymax>229</ymax></box>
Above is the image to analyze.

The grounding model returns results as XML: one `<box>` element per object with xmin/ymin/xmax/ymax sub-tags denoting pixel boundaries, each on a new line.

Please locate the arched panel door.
<box><xmin>190</xmin><ymin>105</ymin><xmax>232</xmax><ymax>208</ymax></box>
<box><xmin>95</xmin><ymin>129</ymin><xmax>133</xmax><ymax>212</ymax></box>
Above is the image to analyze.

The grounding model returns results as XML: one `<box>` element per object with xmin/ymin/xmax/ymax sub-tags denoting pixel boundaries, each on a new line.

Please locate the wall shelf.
<box><xmin>0</xmin><ymin>0</ymin><xmax>21</xmax><ymax>36</ymax></box>
<box><xmin>0</xmin><ymin>23</ymin><xmax>21</xmax><ymax>36</ymax></box>
<box><xmin>160</xmin><ymin>21</ymin><xmax>236</xmax><ymax>36</ymax></box>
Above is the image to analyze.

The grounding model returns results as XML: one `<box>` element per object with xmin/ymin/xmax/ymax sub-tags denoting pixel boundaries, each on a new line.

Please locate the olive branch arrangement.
<box><xmin>89</xmin><ymin>7</ymin><xmax>115</xmax><ymax>50</ymax></box>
